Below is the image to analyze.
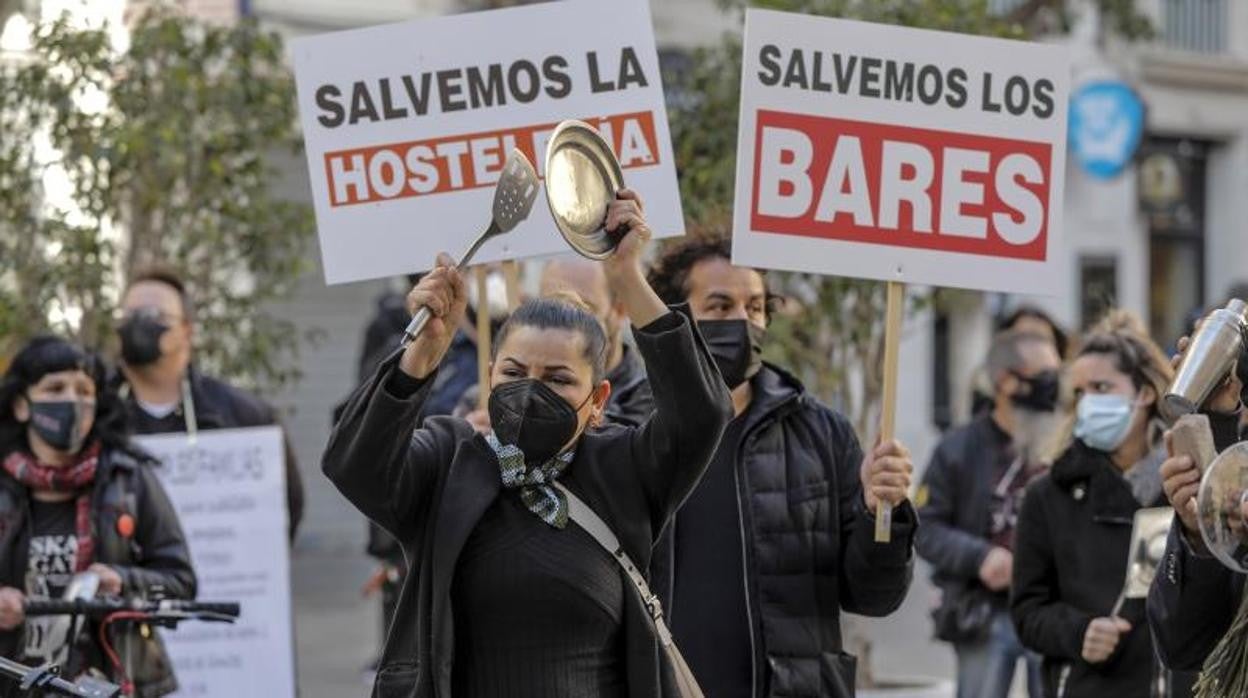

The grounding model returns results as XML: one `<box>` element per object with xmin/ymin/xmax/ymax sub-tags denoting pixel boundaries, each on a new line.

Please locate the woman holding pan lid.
<box><xmin>323</xmin><ymin>189</ymin><xmax>732</xmax><ymax>698</ymax></box>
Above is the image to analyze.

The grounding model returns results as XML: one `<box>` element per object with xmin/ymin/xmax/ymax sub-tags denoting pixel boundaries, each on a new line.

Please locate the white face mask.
<box><xmin>467</xmin><ymin>271</ymin><xmax>509</xmax><ymax>321</ymax></box>
<box><xmin>1074</xmin><ymin>393</ymin><xmax>1136</xmax><ymax>452</ymax></box>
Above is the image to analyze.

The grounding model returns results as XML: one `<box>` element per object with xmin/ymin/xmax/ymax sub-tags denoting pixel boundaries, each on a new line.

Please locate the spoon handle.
<box><xmin>401</xmin><ymin>307</ymin><xmax>433</xmax><ymax>347</ymax></box>
<box><xmin>457</xmin><ymin>220</ymin><xmax>501</xmax><ymax>269</ymax></box>
<box><xmin>400</xmin><ymin>221</ymin><xmax>502</xmax><ymax>346</ymax></box>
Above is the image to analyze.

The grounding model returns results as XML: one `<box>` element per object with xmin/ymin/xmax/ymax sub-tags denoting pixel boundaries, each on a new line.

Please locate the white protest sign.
<box><xmin>733</xmin><ymin>10</ymin><xmax>1069</xmax><ymax>295</ymax></box>
<box><xmin>134</xmin><ymin>427</ymin><xmax>294</xmax><ymax>698</ymax></box>
<box><xmin>292</xmin><ymin>0</ymin><xmax>682</xmax><ymax>284</ymax></box>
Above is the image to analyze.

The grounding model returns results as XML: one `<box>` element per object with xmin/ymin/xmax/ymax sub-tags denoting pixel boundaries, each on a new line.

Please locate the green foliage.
<box><xmin>668</xmin><ymin>0</ymin><xmax>1147</xmax><ymax>433</ymax></box>
<box><xmin>0</xmin><ymin>9</ymin><xmax>314</xmax><ymax>391</ymax></box>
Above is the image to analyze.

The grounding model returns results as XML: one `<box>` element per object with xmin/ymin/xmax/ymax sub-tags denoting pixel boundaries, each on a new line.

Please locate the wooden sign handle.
<box><xmin>502</xmin><ymin>260</ymin><xmax>522</xmax><ymax>312</ymax></box>
<box><xmin>476</xmin><ymin>267</ymin><xmax>491</xmax><ymax>401</ymax></box>
<box><xmin>875</xmin><ymin>281</ymin><xmax>905</xmax><ymax>543</ymax></box>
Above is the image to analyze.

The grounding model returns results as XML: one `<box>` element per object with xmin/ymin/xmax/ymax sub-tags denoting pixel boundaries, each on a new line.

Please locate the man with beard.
<box><xmin>114</xmin><ymin>267</ymin><xmax>305</xmax><ymax>540</ymax></box>
<box><xmin>647</xmin><ymin>236</ymin><xmax>916</xmax><ymax>698</ymax></box>
<box><xmin>916</xmin><ymin>330</ymin><xmax>1062</xmax><ymax>698</ymax></box>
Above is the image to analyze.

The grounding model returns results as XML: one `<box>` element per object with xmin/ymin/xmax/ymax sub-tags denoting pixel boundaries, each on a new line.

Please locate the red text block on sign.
<box><xmin>749</xmin><ymin>110</ymin><xmax>1051</xmax><ymax>261</ymax></box>
<box><xmin>324</xmin><ymin>111</ymin><xmax>659</xmax><ymax>207</ymax></box>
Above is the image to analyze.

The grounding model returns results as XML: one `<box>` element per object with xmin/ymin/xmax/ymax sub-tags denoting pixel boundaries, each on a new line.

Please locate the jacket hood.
<box><xmin>1050</xmin><ymin>440</ymin><xmax>1108</xmax><ymax>490</ymax></box>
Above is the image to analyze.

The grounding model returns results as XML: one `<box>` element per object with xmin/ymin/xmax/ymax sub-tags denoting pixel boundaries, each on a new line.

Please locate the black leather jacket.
<box><xmin>0</xmin><ymin>446</ymin><xmax>197</xmax><ymax>698</ymax></box>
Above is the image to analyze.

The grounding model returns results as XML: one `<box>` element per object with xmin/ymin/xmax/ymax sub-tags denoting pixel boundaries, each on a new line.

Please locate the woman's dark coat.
<box><xmin>1011</xmin><ymin>440</ymin><xmax>1194</xmax><ymax>697</ymax></box>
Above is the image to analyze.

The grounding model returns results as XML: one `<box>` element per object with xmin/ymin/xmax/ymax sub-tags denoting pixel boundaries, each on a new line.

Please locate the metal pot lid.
<box><xmin>544</xmin><ymin>120</ymin><xmax>625</xmax><ymax>260</ymax></box>
<box><xmin>1198</xmin><ymin>441</ymin><xmax>1248</xmax><ymax>573</ymax></box>
<box><xmin>1121</xmin><ymin>507</ymin><xmax>1174</xmax><ymax>599</ymax></box>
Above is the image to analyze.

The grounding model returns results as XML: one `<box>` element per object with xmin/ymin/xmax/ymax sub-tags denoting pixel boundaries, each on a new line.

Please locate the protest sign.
<box><xmin>292</xmin><ymin>0</ymin><xmax>682</xmax><ymax>284</ymax></box>
<box><xmin>733</xmin><ymin>10</ymin><xmax>1069</xmax><ymax>536</ymax></box>
<box><xmin>135</xmin><ymin>427</ymin><xmax>293</xmax><ymax>698</ymax></box>
<box><xmin>733</xmin><ymin>10</ymin><xmax>1069</xmax><ymax>296</ymax></box>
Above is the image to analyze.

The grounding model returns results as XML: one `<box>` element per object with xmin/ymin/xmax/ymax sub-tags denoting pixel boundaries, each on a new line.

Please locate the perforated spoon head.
<box><xmin>492</xmin><ymin>149</ymin><xmax>540</xmax><ymax>234</ymax></box>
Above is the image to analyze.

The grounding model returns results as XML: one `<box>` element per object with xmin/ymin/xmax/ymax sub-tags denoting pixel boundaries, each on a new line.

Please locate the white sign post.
<box><xmin>135</xmin><ymin>427</ymin><xmax>294</xmax><ymax>698</ymax></box>
<box><xmin>292</xmin><ymin>0</ymin><xmax>683</xmax><ymax>284</ymax></box>
<box><xmin>734</xmin><ymin>10</ymin><xmax>1070</xmax><ymax>537</ymax></box>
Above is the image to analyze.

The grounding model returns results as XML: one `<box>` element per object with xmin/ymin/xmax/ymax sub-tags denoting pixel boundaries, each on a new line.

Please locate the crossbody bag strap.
<box><xmin>552</xmin><ymin>482</ymin><xmax>674</xmax><ymax>647</ymax></box>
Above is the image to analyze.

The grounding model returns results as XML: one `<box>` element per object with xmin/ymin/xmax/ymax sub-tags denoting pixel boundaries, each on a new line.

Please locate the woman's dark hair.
<box><xmin>493</xmin><ymin>295</ymin><xmax>609</xmax><ymax>382</ymax></box>
<box><xmin>999</xmin><ymin>304</ymin><xmax>1070</xmax><ymax>359</ymax></box>
<box><xmin>0</xmin><ymin>335</ymin><xmax>133</xmax><ymax>459</ymax></box>
<box><xmin>1076</xmin><ymin>310</ymin><xmax>1174</xmax><ymax>433</ymax></box>
<box><xmin>647</xmin><ymin>235</ymin><xmax>778</xmax><ymax>317</ymax></box>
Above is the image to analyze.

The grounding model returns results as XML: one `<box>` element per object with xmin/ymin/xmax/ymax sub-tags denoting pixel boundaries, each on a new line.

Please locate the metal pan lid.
<box><xmin>544</xmin><ymin>120</ymin><xmax>625</xmax><ymax>260</ymax></box>
<box><xmin>1199</xmin><ymin>442</ymin><xmax>1248</xmax><ymax>573</ymax></box>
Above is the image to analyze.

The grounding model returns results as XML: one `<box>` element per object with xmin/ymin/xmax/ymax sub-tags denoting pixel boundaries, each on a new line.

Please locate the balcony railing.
<box><xmin>1161</xmin><ymin>0</ymin><xmax>1227</xmax><ymax>54</ymax></box>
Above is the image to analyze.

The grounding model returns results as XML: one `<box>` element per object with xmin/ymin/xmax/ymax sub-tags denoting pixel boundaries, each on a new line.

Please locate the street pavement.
<box><xmin>292</xmin><ymin>453</ymin><xmax>380</xmax><ymax>697</ymax></box>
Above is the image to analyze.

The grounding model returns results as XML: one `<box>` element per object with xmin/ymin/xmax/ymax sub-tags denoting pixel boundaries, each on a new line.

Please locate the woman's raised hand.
<box><xmin>601</xmin><ymin>189</ymin><xmax>666</xmax><ymax>328</ymax></box>
<box><xmin>401</xmin><ymin>253</ymin><xmax>468</xmax><ymax>379</ymax></box>
<box><xmin>602</xmin><ymin>189</ymin><xmax>651</xmax><ymax>282</ymax></box>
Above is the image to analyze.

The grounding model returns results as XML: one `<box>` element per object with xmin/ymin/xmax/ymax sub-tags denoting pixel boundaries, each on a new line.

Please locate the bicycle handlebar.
<box><xmin>24</xmin><ymin>598</ymin><xmax>240</xmax><ymax>620</ymax></box>
<box><xmin>0</xmin><ymin>656</ymin><xmax>120</xmax><ymax>697</ymax></box>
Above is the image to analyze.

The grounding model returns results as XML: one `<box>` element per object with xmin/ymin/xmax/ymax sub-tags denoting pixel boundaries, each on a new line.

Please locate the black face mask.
<box><xmin>118</xmin><ymin>314</ymin><xmax>169</xmax><ymax>367</ymax></box>
<box><xmin>697</xmin><ymin>319</ymin><xmax>766</xmax><ymax>390</ymax></box>
<box><xmin>1009</xmin><ymin>370</ymin><xmax>1060</xmax><ymax>413</ymax></box>
<box><xmin>488</xmin><ymin>379</ymin><xmax>593</xmax><ymax>465</ymax></box>
<box><xmin>28</xmin><ymin>400</ymin><xmax>89</xmax><ymax>453</ymax></box>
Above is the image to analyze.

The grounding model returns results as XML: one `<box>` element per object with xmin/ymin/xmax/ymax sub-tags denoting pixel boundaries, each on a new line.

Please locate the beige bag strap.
<box><xmin>553</xmin><ymin>483</ymin><xmax>705</xmax><ymax>697</ymax></box>
<box><xmin>553</xmin><ymin>482</ymin><xmax>674</xmax><ymax>646</ymax></box>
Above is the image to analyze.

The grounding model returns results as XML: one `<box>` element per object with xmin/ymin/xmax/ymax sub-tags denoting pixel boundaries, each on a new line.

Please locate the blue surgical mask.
<box><xmin>1074</xmin><ymin>393</ymin><xmax>1135</xmax><ymax>453</ymax></box>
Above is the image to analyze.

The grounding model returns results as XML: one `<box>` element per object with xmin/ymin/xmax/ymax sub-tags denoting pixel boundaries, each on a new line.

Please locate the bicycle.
<box><xmin>17</xmin><ymin>597</ymin><xmax>240</xmax><ymax>697</ymax></box>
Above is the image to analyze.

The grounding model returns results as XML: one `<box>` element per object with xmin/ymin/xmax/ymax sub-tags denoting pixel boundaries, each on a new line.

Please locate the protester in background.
<box><xmin>0</xmin><ymin>336</ymin><xmax>196</xmax><ymax>697</ymax></box>
<box><xmin>917</xmin><ymin>330</ymin><xmax>1061</xmax><ymax>698</ymax></box>
<box><xmin>646</xmin><ymin>236</ymin><xmax>916</xmax><ymax>698</ymax></box>
<box><xmin>1147</xmin><ymin>320</ymin><xmax>1246</xmax><ymax>675</ymax></box>
<box><xmin>971</xmin><ymin>306</ymin><xmax>1071</xmax><ymax>416</ymax></box>
<box><xmin>540</xmin><ymin>256</ymin><xmax>653</xmax><ymax>427</ymax></box>
<box><xmin>1011</xmin><ymin>310</ymin><xmax>1195</xmax><ymax>697</ymax></box>
<box><xmin>356</xmin><ymin>275</ymin><xmax>423</xmax><ymax>381</ymax></box>
<box><xmin>113</xmin><ymin>267</ymin><xmax>304</xmax><ymax>541</ymax></box>
<box><xmin>324</xmin><ymin>190</ymin><xmax>732</xmax><ymax>697</ymax></box>
<box><xmin>1000</xmin><ymin>307</ymin><xmax>1071</xmax><ymax>361</ymax></box>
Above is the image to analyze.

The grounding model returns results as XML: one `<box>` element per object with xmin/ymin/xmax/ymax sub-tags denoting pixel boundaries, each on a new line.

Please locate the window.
<box><xmin>1139</xmin><ymin>138</ymin><xmax>1207</xmax><ymax>350</ymax></box>
<box><xmin>1080</xmin><ymin>256</ymin><xmax>1118</xmax><ymax>330</ymax></box>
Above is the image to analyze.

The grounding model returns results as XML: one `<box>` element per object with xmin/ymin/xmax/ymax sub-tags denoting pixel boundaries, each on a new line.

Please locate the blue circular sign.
<box><xmin>1068</xmin><ymin>81</ymin><xmax>1145</xmax><ymax>180</ymax></box>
